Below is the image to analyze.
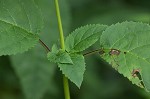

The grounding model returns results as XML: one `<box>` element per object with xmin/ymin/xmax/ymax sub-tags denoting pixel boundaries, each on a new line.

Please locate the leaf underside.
<box><xmin>100</xmin><ymin>21</ymin><xmax>150</xmax><ymax>92</ymax></box>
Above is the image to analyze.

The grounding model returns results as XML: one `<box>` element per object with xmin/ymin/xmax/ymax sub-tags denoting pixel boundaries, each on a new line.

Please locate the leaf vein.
<box><xmin>0</xmin><ymin>19</ymin><xmax>35</xmax><ymax>35</ymax></box>
<box><xmin>129</xmin><ymin>44</ymin><xmax>150</xmax><ymax>52</ymax></box>
<box><xmin>18</xmin><ymin>0</ymin><xmax>32</xmax><ymax>32</ymax></box>
<box><xmin>111</xmin><ymin>32</ymin><xmax>129</xmax><ymax>49</ymax></box>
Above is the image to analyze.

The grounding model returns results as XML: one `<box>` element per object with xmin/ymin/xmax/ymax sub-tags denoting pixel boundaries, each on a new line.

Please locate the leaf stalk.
<box><xmin>83</xmin><ymin>49</ymin><xmax>104</xmax><ymax>56</ymax></box>
<box><xmin>39</xmin><ymin>39</ymin><xmax>50</xmax><ymax>53</ymax></box>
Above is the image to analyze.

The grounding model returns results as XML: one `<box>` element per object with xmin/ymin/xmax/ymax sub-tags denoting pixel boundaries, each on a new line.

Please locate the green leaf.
<box><xmin>100</xmin><ymin>21</ymin><xmax>150</xmax><ymax>92</ymax></box>
<box><xmin>10</xmin><ymin>0</ymin><xmax>71</xmax><ymax>99</ymax></box>
<box><xmin>65</xmin><ymin>24</ymin><xmax>107</xmax><ymax>53</ymax></box>
<box><xmin>11</xmin><ymin>44</ymin><xmax>56</xmax><ymax>99</ymax></box>
<box><xmin>47</xmin><ymin>47</ymin><xmax>73</xmax><ymax>64</ymax></box>
<box><xmin>58</xmin><ymin>54</ymin><xmax>85</xmax><ymax>88</ymax></box>
<box><xmin>0</xmin><ymin>0</ymin><xmax>43</xmax><ymax>55</ymax></box>
<box><xmin>51</xmin><ymin>44</ymin><xmax>58</xmax><ymax>53</ymax></box>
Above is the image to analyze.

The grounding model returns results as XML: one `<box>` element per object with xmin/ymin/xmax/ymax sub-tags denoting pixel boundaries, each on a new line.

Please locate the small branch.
<box><xmin>83</xmin><ymin>49</ymin><xmax>104</xmax><ymax>56</ymax></box>
<box><xmin>39</xmin><ymin>39</ymin><xmax>50</xmax><ymax>53</ymax></box>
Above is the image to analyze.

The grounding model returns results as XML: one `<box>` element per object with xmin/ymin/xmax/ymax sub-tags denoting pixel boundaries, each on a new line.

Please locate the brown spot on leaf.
<box><xmin>109</xmin><ymin>49</ymin><xmax>120</xmax><ymax>56</ymax></box>
<box><xmin>132</xmin><ymin>69</ymin><xmax>140</xmax><ymax>78</ymax></box>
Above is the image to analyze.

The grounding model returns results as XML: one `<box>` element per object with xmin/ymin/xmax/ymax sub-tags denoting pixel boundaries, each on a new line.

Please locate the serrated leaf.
<box><xmin>10</xmin><ymin>0</ymin><xmax>71</xmax><ymax>99</ymax></box>
<box><xmin>65</xmin><ymin>24</ymin><xmax>107</xmax><ymax>53</ymax></box>
<box><xmin>100</xmin><ymin>21</ymin><xmax>150</xmax><ymax>92</ymax></box>
<box><xmin>58</xmin><ymin>54</ymin><xmax>85</xmax><ymax>88</ymax></box>
<box><xmin>47</xmin><ymin>49</ymin><xmax>73</xmax><ymax>64</ymax></box>
<box><xmin>56</xmin><ymin>50</ymin><xmax>73</xmax><ymax>64</ymax></box>
<box><xmin>0</xmin><ymin>0</ymin><xmax>43</xmax><ymax>55</ymax></box>
<box><xmin>51</xmin><ymin>44</ymin><xmax>58</xmax><ymax>53</ymax></box>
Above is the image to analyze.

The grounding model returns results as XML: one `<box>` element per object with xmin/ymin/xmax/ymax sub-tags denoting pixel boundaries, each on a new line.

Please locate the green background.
<box><xmin>1</xmin><ymin>0</ymin><xmax>150</xmax><ymax>99</ymax></box>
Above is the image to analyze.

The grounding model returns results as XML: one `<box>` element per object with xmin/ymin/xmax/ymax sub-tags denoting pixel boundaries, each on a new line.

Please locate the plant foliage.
<box><xmin>1</xmin><ymin>0</ymin><xmax>150</xmax><ymax>99</ymax></box>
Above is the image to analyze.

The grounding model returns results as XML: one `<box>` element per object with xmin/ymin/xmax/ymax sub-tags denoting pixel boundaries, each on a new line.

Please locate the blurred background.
<box><xmin>1</xmin><ymin>0</ymin><xmax>150</xmax><ymax>99</ymax></box>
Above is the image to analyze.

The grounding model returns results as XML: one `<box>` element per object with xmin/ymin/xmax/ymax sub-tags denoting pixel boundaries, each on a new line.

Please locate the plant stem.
<box><xmin>55</xmin><ymin>0</ymin><xmax>65</xmax><ymax>49</ymax></box>
<box><xmin>54</xmin><ymin>0</ymin><xmax>70</xmax><ymax>99</ymax></box>
<box><xmin>63</xmin><ymin>76</ymin><xmax>70</xmax><ymax>99</ymax></box>
<box><xmin>39</xmin><ymin>39</ymin><xmax>50</xmax><ymax>53</ymax></box>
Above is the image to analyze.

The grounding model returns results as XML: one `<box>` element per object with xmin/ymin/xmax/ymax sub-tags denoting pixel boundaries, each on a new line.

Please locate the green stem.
<box><xmin>55</xmin><ymin>0</ymin><xmax>65</xmax><ymax>49</ymax></box>
<box><xmin>63</xmin><ymin>76</ymin><xmax>70</xmax><ymax>99</ymax></box>
<box><xmin>54</xmin><ymin>0</ymin><xmax>70</xmax><ymax>99</ymax></box>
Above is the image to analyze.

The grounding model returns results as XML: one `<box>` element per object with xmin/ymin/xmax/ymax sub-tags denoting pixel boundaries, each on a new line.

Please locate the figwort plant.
<box><xmin>0</xmin><ymin>0</ymin><xmax>150</xmax><ymax>99</ymax></box>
